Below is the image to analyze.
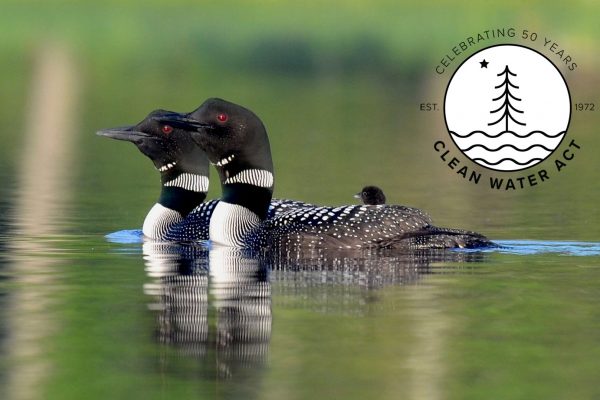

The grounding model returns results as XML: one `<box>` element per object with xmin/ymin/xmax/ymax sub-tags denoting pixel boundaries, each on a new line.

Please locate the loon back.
<box><xmin>250</xmin><ymin>204</ymin><xmax>489</xmax><ymax>251</ymax></box>
<box><xmin>164</xmin><ymin>198</ymin><xmax>316</xmax><ymax>242</ymax></box>
<box><xmin>156</xmin><ymin>98</ymin><xmax>493</xmax><ymax>250</ymax></box>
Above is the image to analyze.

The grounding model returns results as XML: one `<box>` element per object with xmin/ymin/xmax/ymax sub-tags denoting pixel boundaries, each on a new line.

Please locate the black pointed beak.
<box><xmin>353</xmin><ymin>193</ymin><xmax>362</xmax><ymax>199</ymax></box>
<box><xmin>151</xmin><ymin>113</ymin><xmax>211</xmax><ymax>131</ymax></box>
<box><xmin>96</xmin><ymin>126</ymin><xmax>154</xmax><ymax>142</ymax></box>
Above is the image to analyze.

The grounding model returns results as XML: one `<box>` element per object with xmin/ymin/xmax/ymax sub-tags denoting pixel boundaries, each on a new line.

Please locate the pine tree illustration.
<box><xmin>488</xmin><ymin>65</ymin><xmax>525</xmax><ymax>132</ymax></box>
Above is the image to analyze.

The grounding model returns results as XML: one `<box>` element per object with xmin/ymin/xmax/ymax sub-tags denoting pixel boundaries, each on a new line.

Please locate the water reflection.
<box><xmin>3</xmin><ymin>41</ymin><xmax>79</xmax><ymax>400</ymax></box>
<box><xmin>143</xmin><ymin>242</ymin><xmax>210</xmax><ymax>357</ymax></box>
<box><xmin>210</xmin><ymin>248</ymin><xmax>272</xmax><ymax>377</ymax></box>
<box><xmin>142</xmin><ymin>242</ymin><xmax>271</xmax><ymax>379</ymax></box>
<box><xmin>141</xmin><ymin>241</ymin><xmax>486</xmax><ymax>383</ymax></box>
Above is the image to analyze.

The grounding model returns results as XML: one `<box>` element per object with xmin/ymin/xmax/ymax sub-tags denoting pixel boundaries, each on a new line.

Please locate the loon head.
<box><xmin>354</xmin><ymin>186</ymin><xmax>386</xmax><ymax>205</ymax></box>
<box><xmin>96</xmin><ymin>109</ymin><xmax>210</xmax><ymax>182</ymax></box>
<box><xmin>154</xmin><ymin>98</ymin><xmax>273</xmax><ymax>186</ymax></box>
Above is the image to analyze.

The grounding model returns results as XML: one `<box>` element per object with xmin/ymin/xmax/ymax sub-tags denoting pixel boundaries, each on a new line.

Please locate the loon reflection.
<box><xmin>141</xmin><ymin>242</ymin><xmax>485</xmax><ymax>378</ymax></box>
<box><xmin>210</xmin><ymin>247</ymin><xmax>272</xmax><ymax>372</ymax></box>
<box><xmin>143</xmin><ymin>242</ymin><xmax>271</xmax><ymax>378</ymax></box>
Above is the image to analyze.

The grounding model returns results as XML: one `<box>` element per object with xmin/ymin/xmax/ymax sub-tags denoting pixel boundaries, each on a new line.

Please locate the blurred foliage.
<box><xmin>0</xmin><ymin>0</ymin><xmax>598</xmax><ymax>236</ymax></box>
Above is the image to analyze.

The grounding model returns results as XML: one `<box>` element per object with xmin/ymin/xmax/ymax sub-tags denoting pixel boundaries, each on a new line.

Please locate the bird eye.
<box><xmin>161</xmin><ymin>125</ymin><xmax>173</xmax><ymax>134</ymax></box>
<box><xmin>217</xmin><ymin>113</ymin><xmax>228</xmax><ymax>123</ymax></box>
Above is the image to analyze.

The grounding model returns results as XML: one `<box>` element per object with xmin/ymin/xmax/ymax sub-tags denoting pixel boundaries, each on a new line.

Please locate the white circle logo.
<box><xmin>444</xmin><ymin>44</ymin><xmax>571</xmax><ymax>171</ymax></box>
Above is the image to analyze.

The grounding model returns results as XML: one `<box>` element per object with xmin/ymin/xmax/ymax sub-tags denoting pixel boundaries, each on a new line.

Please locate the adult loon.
<box><xmin>98</xmin><ymin>110</ymin><xmax>310</xmax><ymax>241</ymax></box>
<box><xmin>156</xmin><ymin>98</ymin><xmax>493</xmax><ymax>250</ymax></box>
<box><xmin>355</xmin><ymin>186</ymin><xmax>386</xmax><ymax>205</ymax></box>
<box><xmin>97</xmin><ymin>109</ymin><xmax>210</xmax><ymax>239</ymax></box>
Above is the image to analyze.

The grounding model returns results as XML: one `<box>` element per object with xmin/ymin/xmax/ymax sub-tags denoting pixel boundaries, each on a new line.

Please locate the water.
<box><xmin>2</xmin><ymin>10</ymin><xmax>600</xmax><ymax>398</ymax></box>
<box><xmin>2</xmin><ymin>213</ymin><xmax>600</xmax><ymax>400</ymax></box>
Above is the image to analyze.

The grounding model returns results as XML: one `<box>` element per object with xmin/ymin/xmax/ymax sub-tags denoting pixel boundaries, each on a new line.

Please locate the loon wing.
<box><xmin>267</xmin><ymin>198</ymin><xmax>317</xmax><ymax>218</ymax></box>
<box><xmin>374</xmin><ymin>226</ymin><xmax>492</xmax><ymax>249</ymax></box>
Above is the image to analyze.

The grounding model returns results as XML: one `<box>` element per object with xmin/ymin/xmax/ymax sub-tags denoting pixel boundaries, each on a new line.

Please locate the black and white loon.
<box><xmin>156</xmin><ymin>98</ymin><xmax>494</xmax><ymax>250</ymax></box>
<box><xmin>97</xmin><ymin>110</ymin><xmax>310</xmax><ymax>241</ymax></box>
<box><xmin>97</xmin><ymin>109</ymin><xmax>210</xmax><ymax>239</ymax></box>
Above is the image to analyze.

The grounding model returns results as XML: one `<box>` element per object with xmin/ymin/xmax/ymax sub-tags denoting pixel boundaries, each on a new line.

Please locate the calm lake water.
<box><xmin>2</xmin><ymin>121</ymin><xmax>600</xmax><ymax>400</ymax></box>
<box><xmin>2</xmin><ymin>27</ymin><xmax>600</xmax><ymax>400</ymax></box>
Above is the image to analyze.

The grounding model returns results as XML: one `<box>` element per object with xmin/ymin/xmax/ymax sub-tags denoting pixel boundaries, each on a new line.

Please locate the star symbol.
<box><xmin>480</xmin><ymin>59</ymin><xmax>489</xmax><ymax>68</ymax></box>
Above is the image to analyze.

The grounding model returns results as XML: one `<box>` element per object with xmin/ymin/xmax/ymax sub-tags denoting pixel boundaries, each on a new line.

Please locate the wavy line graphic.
<box><xmin>450</xmin><ymin>130</ymin><xmax>565</xmax><ymax>139</ymax></box>
<box><xmin>471</xmin><ymin>157</ymin><xmax>543</xmax><ymax>166</ymax></box>
<box><xmin>452</xmin><ymin>134</ymin><xmax>564</xmax><ymax>155</ymax></box>
<box><xmin>461</xmin><ymin>143</ymin><xmax>555</xmax><ymax>152</ymax></box>
<box><xmin>464</xmin><ymin>147</ymin><xmax>551</xmax><ymax>165</ymax></box>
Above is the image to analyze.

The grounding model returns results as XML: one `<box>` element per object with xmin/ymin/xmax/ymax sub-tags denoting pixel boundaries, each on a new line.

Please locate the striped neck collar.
<box><xmin>158</xmin><ymin>173</ymin><xmax>208</xmax><ymax>216</ymax></box>
<box><xmin>163</xmin><ymin>173</ymin><xmax>209</xmax><ymax>193</ymax></box>
<box><xmin>220</xmin><ymin>168</ymin><xmax>273</xmax><ymax>220</ymax></box>
<box><xmin>224</xmin><ymin>169</ymin><xmax>273</xmax><ymax>188</ymax></box>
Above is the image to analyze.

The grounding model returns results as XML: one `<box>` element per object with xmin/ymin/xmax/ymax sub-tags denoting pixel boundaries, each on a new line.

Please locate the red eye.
<box><xmin>161</xmin><ymin>125</ymin><xmax>173</xmax><ymax>134</ymax></box>
<box><xmin>217</xmin><ymin>113</ymin><xmax>228</xmax><ymax>122</ymax></box>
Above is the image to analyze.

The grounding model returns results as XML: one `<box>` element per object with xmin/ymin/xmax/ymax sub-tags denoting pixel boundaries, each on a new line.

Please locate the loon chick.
<box><xmin>355</xmin><ymin>186</ymin><xmax>386</xmax><ymax>205</ymax></box>
<box><xmin>98</xmin><ymin>110</ymin><xmax>312</xmax><ymax>241</ymax></box>
<box><xmin>98</xmin><ymin>110</ymin><xmax>210</xmax><ymax>239</ymax></box>
<box><xmin>156</xmin><ymin>98</ymin><xmax>493</xmax><ymax>250</ymax></box>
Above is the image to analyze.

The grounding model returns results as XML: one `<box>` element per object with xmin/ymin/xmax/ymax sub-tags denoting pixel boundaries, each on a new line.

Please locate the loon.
<box><xmin>97</xmin><ymin>109</ymin><xmax>210</xmax><ymax>239</ymax></box>
<box><xmin>98</xmin><ymin>110</ymin><xmax>311</xmax><ymax>241</ymax></box>
<box><xmin>355</xmin><ymin>186</ymin><xmax>386</xmax><ymax>205</ymax></box>
<box><xmin>156</xmin><ymin>98</ymin><xmax>494</xmax><ymax>251</ymax></box>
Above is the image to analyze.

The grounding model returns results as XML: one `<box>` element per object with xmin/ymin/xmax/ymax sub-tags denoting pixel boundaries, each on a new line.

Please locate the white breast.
<box><xmin>209</xmin><ymin>201</ymin><xmax>260</xmax><ymax>247</ymax></box>
<box><xmin>142</xmin><ymin>203</ymin><xmax>183</xmax><ymax>239</ymax></box>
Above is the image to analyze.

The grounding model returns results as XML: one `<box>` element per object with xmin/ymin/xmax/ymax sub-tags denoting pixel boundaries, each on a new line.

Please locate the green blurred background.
<box><xmin>3</xmin><ymin>0</ymin><xmax>598</xmax><ymax>240</ymax></box>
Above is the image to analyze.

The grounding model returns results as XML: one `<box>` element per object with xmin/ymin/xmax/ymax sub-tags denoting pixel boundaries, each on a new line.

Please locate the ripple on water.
<box><xmin>492</xmin><ymin>240</ymin><xmax>600</xmax><ymax>257</ymax></box>
<box><xmin>104</xmin><ymin>233</ymin><xmax>600</xmax><ymax>258</ymax></box>
<box><xmin>105</xmin><ymin>229</ymin><xmax>144</xmax><ymax>244</ymax></box>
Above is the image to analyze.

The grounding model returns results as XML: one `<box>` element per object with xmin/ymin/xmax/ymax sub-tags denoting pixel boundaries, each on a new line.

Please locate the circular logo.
<box><xmin>444</xmin><ymin>44</ymin><xmax>571</xmax><ymax>171</ymax></box>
